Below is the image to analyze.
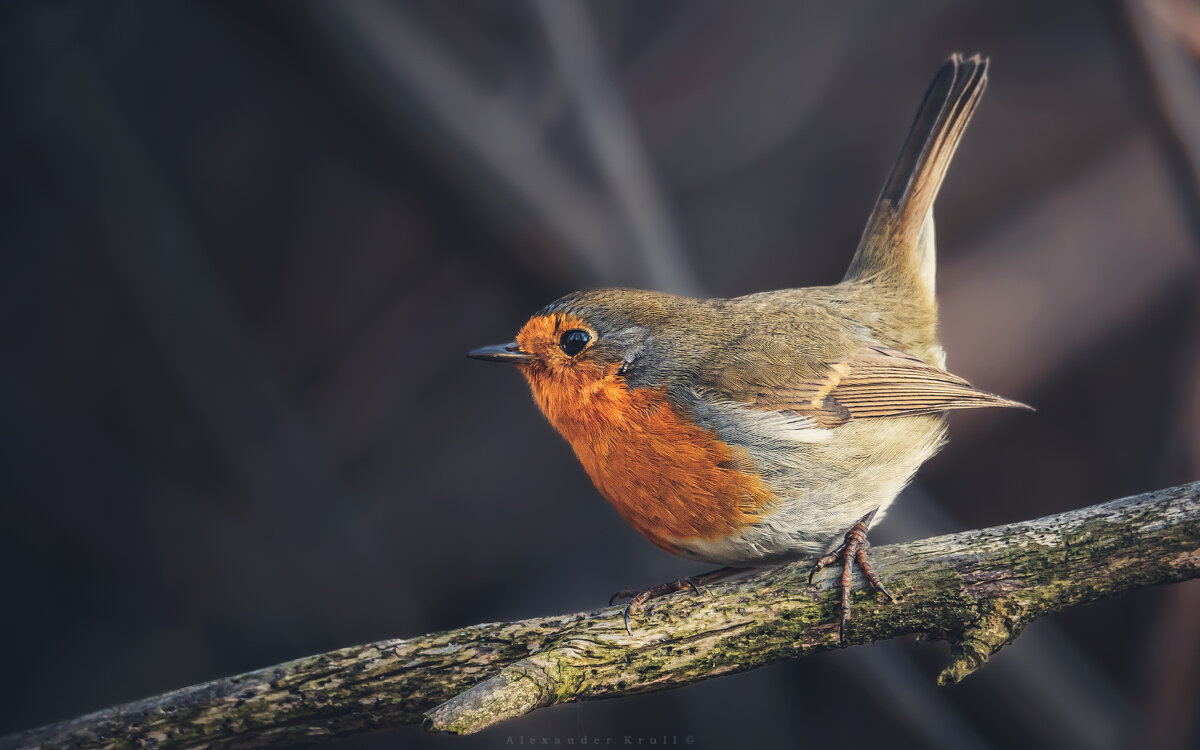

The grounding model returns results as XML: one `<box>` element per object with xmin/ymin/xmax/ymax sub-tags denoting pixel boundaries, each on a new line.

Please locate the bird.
<box><xmin>468</xmin><ymin>53</ymin><xmax>1027</xmax><ymax>642</ymax></box>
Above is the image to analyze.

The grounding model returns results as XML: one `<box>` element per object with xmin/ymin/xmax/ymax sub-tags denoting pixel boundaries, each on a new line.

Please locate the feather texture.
<box><xmin>739</xmin><ymin>346</ymin><xmax>1029</xmax><ymax>427</ymax></box>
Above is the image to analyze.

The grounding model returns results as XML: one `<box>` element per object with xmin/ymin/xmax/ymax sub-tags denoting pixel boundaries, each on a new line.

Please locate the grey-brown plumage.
<box><xmin>472</xmin><ymin>53</ymin><xmax>1025</xmax><ymax>570</ymax></box>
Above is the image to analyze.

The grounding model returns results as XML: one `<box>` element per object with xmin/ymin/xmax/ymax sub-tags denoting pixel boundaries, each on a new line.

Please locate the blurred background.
<box><xmin>2</xmin><ymin>1</ymin><xmax>1199</xmax><ymax>748</ymax></box>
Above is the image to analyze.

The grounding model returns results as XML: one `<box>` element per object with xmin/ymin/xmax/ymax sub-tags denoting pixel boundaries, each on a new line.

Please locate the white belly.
<box><xmin>671</xmin><ymin>415</ymin><xmax>947</xmax><ymax>565</ymax></box>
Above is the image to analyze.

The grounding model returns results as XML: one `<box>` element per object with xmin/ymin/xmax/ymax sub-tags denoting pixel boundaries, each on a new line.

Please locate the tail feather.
<box><xmin>844</xmin><ymin>54</ymin><xmax>989</xmax><ymax>300</ymax></box>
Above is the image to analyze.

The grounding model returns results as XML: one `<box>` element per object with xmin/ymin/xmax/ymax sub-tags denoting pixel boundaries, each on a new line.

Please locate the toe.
<box><xmin>609</xmin><ymin>589</ymin><xmax>636</xmax><ymax>606</ymax></box>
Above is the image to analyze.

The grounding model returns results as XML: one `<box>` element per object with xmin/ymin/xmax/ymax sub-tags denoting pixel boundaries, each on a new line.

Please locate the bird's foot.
<box><xmin>807</xmin><ymin>508</ymin><xmax>894</xmax><ymax>644</ymax></box>
<box><xmin>610</xmin><ymin>566</ymin><xmax>749</xmax><ymax>635</ymax></box>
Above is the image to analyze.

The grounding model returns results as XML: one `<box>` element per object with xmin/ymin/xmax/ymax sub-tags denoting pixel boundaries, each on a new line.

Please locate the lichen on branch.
<box><xmin>4</xmin><ymin>482</ymin><xmax>1198</xmax><ymax>748</ymax></box>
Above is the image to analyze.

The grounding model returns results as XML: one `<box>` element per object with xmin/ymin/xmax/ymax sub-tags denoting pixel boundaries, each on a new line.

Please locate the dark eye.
<box><xmin>559</xmin><ymin>329</ymin><xmax>591</xmax><ymax>357</ymax></box>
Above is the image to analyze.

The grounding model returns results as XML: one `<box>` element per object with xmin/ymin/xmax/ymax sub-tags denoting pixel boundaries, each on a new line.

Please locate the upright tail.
<box><xmin>843</xmin><ymin>54</ymin><xmax>988</xmax><ymax>305</ymax></box>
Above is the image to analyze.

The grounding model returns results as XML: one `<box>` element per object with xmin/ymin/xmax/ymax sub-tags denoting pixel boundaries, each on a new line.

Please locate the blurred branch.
<box><xmin>1124</xmin><ymin>0</ymin><xmax>1200</xmax><ymax>241</ymax></box>
<box><xmin>531</xmin><ymin>0</ymin><xmax>702</xmax><ymax>294</ymax></box>
<box><xmin>5</xmin><ymin>481</ymin><xmax>1198</xmax><ymax>747</ymax></box>
<box><xmin>313</xmin><ymin>0</ymin><xmax>640</xmax><ymax>287</ymax></box>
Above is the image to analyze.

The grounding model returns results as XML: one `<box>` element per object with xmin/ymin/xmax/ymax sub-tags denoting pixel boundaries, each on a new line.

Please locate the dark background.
<box><xmin>3</xmin><ymin>1</ymin><xmax>1200</xmax><ymax>748</ymax></box>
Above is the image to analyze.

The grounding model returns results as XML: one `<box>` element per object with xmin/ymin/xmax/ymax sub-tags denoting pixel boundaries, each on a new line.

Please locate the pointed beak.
<box><xmin>467</xmin><ymin>342</ymin><xmax>534</xmax><ymax>364</ymax></box>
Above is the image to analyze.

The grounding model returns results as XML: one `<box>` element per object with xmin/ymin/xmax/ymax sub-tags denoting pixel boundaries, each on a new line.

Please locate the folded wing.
<box><xmin>710</xmin><ymin>345</ymin><xmax>1028</xmax><ymax>428</ymax></box>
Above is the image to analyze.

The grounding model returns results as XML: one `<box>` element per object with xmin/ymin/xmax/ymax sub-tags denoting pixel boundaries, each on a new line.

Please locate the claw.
<box><xmin>807</xmin><ymin>542</ymin><xmax>846</xmax><ymax>585</ymax></box>
<box><xmin>855</xmin><ymin>546</ymin><xmax>893</xmax><ymax>601</ymax></box>
<box><xmin>609</xmin><ymin>567</ymin><xmax>749</xmax><ymax>635</ymax></box>
<box><xmin>609</xmin><ymin>589</ymin><xmax>636</xmax><ymax>607</ymax></box>
<box><xmin>809</xmin><ymin>509</ymin><xmax>894</xmax><ymax>644</ymax></box>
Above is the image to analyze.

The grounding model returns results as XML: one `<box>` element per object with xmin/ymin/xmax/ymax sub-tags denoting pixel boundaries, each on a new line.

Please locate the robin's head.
<box><xmin>470</xmin><ymin>289</ymin><xmax>668</xmax><ymax>433</ymax></box>
<box><xmin>469</xmin><ymin>288</ymin><xmax>708</xmax><ymax>414</ymax></box>
<box><xmin>469</xmin><ymin>289</ymin><xmax>667</xmax><ymax>377</ymax></box>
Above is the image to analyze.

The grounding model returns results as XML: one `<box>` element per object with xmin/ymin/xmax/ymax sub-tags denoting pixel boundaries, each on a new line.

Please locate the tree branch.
<box><xmin>6</xmin><ymin>482</ymin><xmax>1198</xmax><ymax>748</ymax></box>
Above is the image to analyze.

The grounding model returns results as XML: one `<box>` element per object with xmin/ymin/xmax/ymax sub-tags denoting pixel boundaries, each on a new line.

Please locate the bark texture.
<box><xmin>6</xmin><ymin>481</ymin><xmax>1198</xmax><ymax>747</ymax></box>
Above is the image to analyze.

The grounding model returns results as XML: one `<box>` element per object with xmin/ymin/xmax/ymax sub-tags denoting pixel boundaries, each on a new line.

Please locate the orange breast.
<box><xmin>521</xmin><ymin>361</ymin><xmax>776</xmax><ymax>553</ymax></box>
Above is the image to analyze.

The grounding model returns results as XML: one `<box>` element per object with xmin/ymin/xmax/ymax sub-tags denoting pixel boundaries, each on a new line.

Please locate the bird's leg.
<box><xmin>610</xmin><ymin>566</ymin><xmax>750</xmax><ymax>635</ymax></box>
<box><xmin>808</xmin><ymin>508</ymin><xmax>893</xmax><ymax>643</ymax></box>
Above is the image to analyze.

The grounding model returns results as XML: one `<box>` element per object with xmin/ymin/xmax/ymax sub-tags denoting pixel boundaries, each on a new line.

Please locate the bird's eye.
<box><xmin>559</xmin><ymin>329</ymin><xmax>591</xmax><ymax>357</ymax></box>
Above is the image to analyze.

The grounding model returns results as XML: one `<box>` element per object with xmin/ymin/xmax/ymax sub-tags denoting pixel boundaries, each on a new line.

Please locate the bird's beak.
<box><xmin>467</xmin><ymin>342</ymin><xmax>534</xmax><ymax>364</ymax></box>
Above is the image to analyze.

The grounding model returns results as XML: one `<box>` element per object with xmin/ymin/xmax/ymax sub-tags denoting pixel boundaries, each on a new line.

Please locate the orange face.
<box><xmin>515</xmin><ymin>313</ymin><xmax>607</xmax><ymax>385</ymax></box>
<box><xmin>509</xmin><ymin>313</ymin><xmax>775</xmax><ymax>553</ymax></box>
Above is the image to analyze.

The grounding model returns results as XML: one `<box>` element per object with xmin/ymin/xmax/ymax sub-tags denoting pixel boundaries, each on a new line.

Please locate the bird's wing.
<box><xmin>694</xmin><ymin>344</ymin><xmax>1027</xmax><ymax>429</ymax></box>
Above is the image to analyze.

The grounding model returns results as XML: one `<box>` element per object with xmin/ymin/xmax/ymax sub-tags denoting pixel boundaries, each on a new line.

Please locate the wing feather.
<box><xmin>731</xmin><ymin>345</ymin><xmax>1028</xmax><ymax>428</ymax></box>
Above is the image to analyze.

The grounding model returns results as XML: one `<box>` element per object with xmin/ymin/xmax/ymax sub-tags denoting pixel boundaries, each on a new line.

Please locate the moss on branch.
<box><xmin>4</xmin><ymin>481</ymin><xmax>1198</xmax><ymax>747</ymax></box>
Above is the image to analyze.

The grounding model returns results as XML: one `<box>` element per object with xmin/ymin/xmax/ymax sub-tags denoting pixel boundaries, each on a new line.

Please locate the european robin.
<box><xmin>470</xmin><ymin>54</ymin><xmax>1026</xmax><ymax>641</ymax></box>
